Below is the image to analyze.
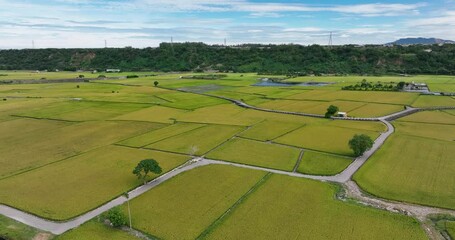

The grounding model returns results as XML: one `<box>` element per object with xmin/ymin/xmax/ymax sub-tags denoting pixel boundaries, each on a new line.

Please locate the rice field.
<box><xmin>0</xmin><ymin>119</ymin><xmax>158</xmax><ymax>177</ymax></box>
<box><xmin>0</xmin><ymin>145</ymin><xmax>189</xmax><ymax>220</ymax></box>
<box><xmin>207</xmin><ymin>138</ymin><xmax>302</xmax><ymax>171</ymax></box>
<box><xmin>204</xmin><ymin>174</ymin><xmax>427</xmax><ymax>240</ymax></box>
<box><xmin>15</xmin><ymin>100</ymin><xmax>152</xmax><ymax>121</ymax></box>
<box><xmin>398</xmin><ymin>110</ymin><xmax>455</xmax><ymax>125</ymax></box>
<box><xmin>1</xmin><ymin>72</ymin><xmax>454</xmax><ymax>238</ymax></box>
<box><xmin>122</xmin><ymin>165</ymin><xmax>267</xmax><ymax>239</ymax></box>
<box><xmin>297</xmin><ymin>151</ymin><xmax>353</xmax><ymax>175</ymax></box>
<box><xmin>113</xmin><ymin>105</ymin><xmax>189</xmax><ymax>123</ymax></box>
<box><xmin>411</xmin><ymin>95</ymin><xmax>455</xmax><ymax>107</ymax></box>
<box><xmin>146</xmin><ymin>124</ymin><xmax>244</xmax><ymax>155</ymax></box>
<box><xmin>274</xmin><ymin>125</ymin><xmax>380</xmax><ymax>156</ymax></box>
<box><xmin>239</xmin><ymin>119</ymin><xmax>303</xmax><ymax>141</ymax></box>
<box><xmin>54</xmin><ymin>220</ymin><xmax>136</xmax><ymax>240</ymax></box>
<box><xmin>354</xmin><ymin>134</ymin><xmax>455</xmax><ymax>210</ymax></box>
<box><xmin>394</xmin><ymin>121</ymin><xmax>455</xmax><ymax>141</ymax></box>
<box><xmin>118</xmin><ymin>122</ymin><xmax>205</xmax><ymax>148</ymax></box>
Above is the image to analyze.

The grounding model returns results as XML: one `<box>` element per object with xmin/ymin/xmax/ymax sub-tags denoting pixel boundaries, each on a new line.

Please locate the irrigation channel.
<box><xmin>1</xmin><ymin>86</ymin><xmax>455</xmax><ymax>239</ymax></box>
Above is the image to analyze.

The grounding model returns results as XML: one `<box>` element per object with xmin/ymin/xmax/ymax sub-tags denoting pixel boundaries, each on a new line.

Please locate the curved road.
<box><xmin>0</xmin><ymin>87</ymin><xmax>454</xmax><ymax>236</ymax></box>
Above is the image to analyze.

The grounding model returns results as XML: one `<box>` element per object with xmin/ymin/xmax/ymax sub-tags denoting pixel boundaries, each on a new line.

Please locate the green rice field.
<box><xmin>207</xmin><ymin>138</ymin><xmax>302</xmax><ymax>171</ymax></box>
<box><xmin>297</xmin><ymin>151</ymin><xmax>353</xmax><ymax>175</ymax></box>
<box><xmin>354</xmin><ymin>134</ymin><xmax>455</xmax><ymax>210</ymax></box>
<box><xmin>0</xmin><ymin>72</ymin><xmax>454</xmax><ymax>238</ymax></box>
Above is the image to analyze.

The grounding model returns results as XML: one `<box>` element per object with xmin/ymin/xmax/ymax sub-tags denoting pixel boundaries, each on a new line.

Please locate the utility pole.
<box><xmin>32</xmin><ymin>40</ymin><xmax>35</xmax><ymax>49</ymax></box>
<box><xmin>224</xmin><ymin>38</ymin><xmax>227</xmax><ymax>46</ymax></box>
<box><xmin>328</xmin><ymin>32</ymin><xmax>333</xmax><ymax>48</ymax></box>
<box><xmin>170</xmin><ymin>36</ymin><xmax>175</xmax><ymax>55</ymax></box>
<box><xmin>123</xmin><ymin>192</ymin><xmax>132</xmax><ymax>230</ymax></box>
<box><xmin>104</xmin><ymin>40</ymin><xmax>107</xmax><ymax>48</ymax></box>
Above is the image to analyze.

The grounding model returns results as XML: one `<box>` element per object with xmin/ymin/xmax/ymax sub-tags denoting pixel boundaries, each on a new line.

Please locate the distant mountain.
<box><xmin>387</xmin><ymin>37</ymin><xmax>455</xmax><ymax>45</ymax></box>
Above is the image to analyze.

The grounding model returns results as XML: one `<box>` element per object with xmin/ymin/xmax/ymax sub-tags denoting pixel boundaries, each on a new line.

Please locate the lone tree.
<box><xmin>133</xmin><ymin>159</ymin><xmax>162</xmax><ymax>185</ymax></box>
<box><xmin>154</xmin><ymin>81</ymin><xmax>159</xmax><ymax>86</ymax></box>
<box><xmin>349</xmin><ymin>134</ymin><xmax>374</xmax><ymax>157</ymax></box>
<box><xmin>325</xmin><ymin>105</ymin><xmax>339</xmax><ymax>118</ymax></box>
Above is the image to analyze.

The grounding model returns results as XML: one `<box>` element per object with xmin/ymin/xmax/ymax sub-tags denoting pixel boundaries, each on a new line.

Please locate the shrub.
<box><xmin>126</xmin><ymin>75</ymin><xmax>139</xmax><ymax>78</ymax></box>
<box><xmin>106</xmin><ymin>207</ymin><xmax>127</xmax><ymax>228</ymax></box>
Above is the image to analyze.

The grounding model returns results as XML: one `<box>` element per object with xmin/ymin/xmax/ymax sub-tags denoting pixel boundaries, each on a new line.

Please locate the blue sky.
<box><xmin>0</xmin><ymin>0</ymin><xmax>454</xmax><ymax>48</ymax></box>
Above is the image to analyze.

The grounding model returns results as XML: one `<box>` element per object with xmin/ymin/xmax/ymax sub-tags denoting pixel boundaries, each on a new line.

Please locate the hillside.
<box><xmin>1</xmin><ymin>43</ymin><xmax>455</xmax><ymax>75</ymax></box>
<box><xmin>388</xmin><ymin>38</ymin><xmax>455</xmax><ymax>45</ymax></box>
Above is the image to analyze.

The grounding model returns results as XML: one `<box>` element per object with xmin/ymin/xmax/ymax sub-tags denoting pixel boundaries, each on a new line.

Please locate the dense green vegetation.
<box><xmin>1</xmin><ymin>43</ymin><xmax>455</xmax><ymax>74</ymax></box>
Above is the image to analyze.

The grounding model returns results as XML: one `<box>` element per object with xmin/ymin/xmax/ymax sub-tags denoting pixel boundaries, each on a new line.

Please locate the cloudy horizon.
<box><xmin>0</xmin><ymin>0</ymin><xmax>454</xmax><ymax>49</ymax></box>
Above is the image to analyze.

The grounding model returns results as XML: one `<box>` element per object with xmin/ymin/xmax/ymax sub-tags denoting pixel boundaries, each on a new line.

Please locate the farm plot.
<box><xmin>204</xmin><ymin>174</ymin><xmax>426</xmax><ymax>240</ymax></box>
<box><xmin>302</xmin><ymin>100</ymin><xmax>366</xmax><ymax>115</ymax></box>
<box><xmin>118</xmin><ymin>122</ymin><xmax>205</xmax><ymax>148</ymax></box>
<box><xmin>157</xmin><ymin>92</ymin><xmax>227</xmax><ymax>109</ymax></box>
<box><xmin>411</xmin><ymin>95</ymin><xmax>455</xmax><ymax>107</ymax></box>
<box><xmin>122</xmin><ymin>165</ymin><xmax>267</xmax><ymax>240</ymax></box>
<box><xmin>146</xmin><ymin>124</ymin><xmax>244</xmax><ymax>155</ymax></box>
<box><xmin>55</xmin><ymin>220</ymin><xmax>136</xmax><ymax>240</ymax></box>
<box><xmin>427</xmin><ymin>83</ymin><xmax>455</xmax><ymax>93</ymax></box>
<box><xmin>239</xmin><ymin>120</ymin><xmax>303</xmax><ymax>141</ymax></box>
<box><xmin>176</xmin><ymin>104</ymin><xmax>256</xmax><ymax>126</ymax></box>
<box><xmin>297</xmin><ymin>151</ymin><xmax>353</xmax><ymax>175</ymax></box>
<box><xmin>257</xmin><ymin>99</ymin><xmax>325</xmax><ymax>113</ymax></box>
<box><xmin>0</xmin><ymin>145</ymin><xmax>189</xmax><ymax>220</ymax></box>
<box><xmin>274</xmin><ymin>125</ymin><xmax>380</xmax><ymax>156</ymax></box>
<box><xmin>394</xmin><ymin>122</ymin><xmax>455</xmax><ymax>141</ymax></box>
<box><xmin>207</xmin><ymin>138</ymin><xmax>301</xmax><ymax>171</ymax></box>
<box><xmin>327</xmin><ymin>120</ymin><xmax>386</xmax><ymax>132</ymax></box>
<box><xmin>113</xmin><ymin>105</ymin><xmax>188</xmax><ymax>123</ymax></box>
<box><xmin>354</xmin><ymin>134</ymin><xmax>455</xmax><ymax>210</ymax></box>
<box><xmin>0</xmin><ymin>98</ymin><xmax>63</xmax><ymax>122</ymax></box>
<box><xmin>398</xmin><ymin>110</ymin><xmax>455</xmax><ymax>125</ymax></box>
<box><xmin>319</xmin><ymin>91</ymin><xmax>418</xmax><ymax>105</ymax></box>
<box><xmin>346</xmin><ymin>103</ymin><xmax>403</xmax><ymax>117</ymax></box>
<box><xmin>16</xmin><ymin>100</ymin><xmax>151</xmax><ymax>121</ymax></box>
<box><xmin>0</xmin><ymin>119</ymin><xmax>158</xmax><ymax>177</ymax></box>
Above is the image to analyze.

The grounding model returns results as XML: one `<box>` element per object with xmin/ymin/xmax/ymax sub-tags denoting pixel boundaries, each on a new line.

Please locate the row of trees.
<box><xmin>342</xmin><ymin>79</ymin><xmax>403</xmax><ymax>91</ymax></box>
<box><xmin>1</xmin><ymin>43</ymin><xmax>455</xmax><ymax>74</ymax></box>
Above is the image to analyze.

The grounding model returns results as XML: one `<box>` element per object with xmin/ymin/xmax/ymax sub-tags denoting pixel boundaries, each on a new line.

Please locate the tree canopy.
<box><xmin>325</xmin><ymin>105</ymin><xmax>339</xmax><ymax>118</ymax></box>
<box><xmin>132</xmin><ymin>159</ymin><xmax>162</xmax><ymax>185</ymax></box>
<box><xmin>1</xmin><ymin>43</ymin><xmax>455</xmax><ymax>75</ymax></box>
<box><xmin>348</xmin><ymin>134</ymin><xmax>374</xmax><ymax>157</ymax></box>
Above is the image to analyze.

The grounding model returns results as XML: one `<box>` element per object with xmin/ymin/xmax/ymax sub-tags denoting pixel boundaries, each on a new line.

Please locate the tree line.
<box><xmin>1</xmin><ymin>42</ymin><xmax>454</xmax><ymax>75</ymax></box>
